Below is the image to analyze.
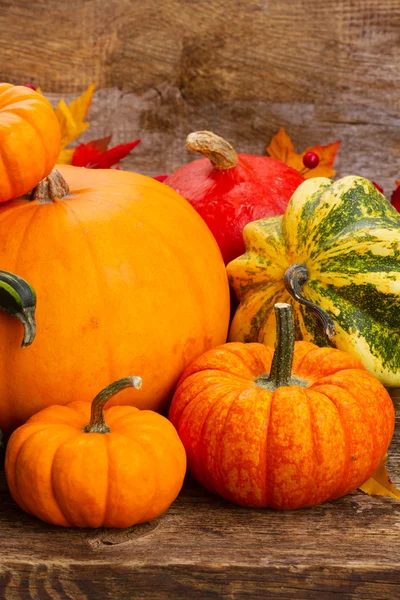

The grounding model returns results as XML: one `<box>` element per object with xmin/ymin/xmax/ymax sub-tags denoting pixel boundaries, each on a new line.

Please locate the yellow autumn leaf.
<box><xmin>55</xmin><ymin>83</ymin><xmax>96</xmax><ymax>150</ymax></box>
<box><xmin>58</xmin><ymin>148</ymin><xmax>75</xmax><ymax>165</ymax></box>
<box><xmin>266</xmin><ymin>127</ymin><xmax>340</xmax><ymax>179</ymax></box>
<box><xmin>359</xmin><ymin>454</ymin><xmax>400</xmax><ymax>500</ymax></box>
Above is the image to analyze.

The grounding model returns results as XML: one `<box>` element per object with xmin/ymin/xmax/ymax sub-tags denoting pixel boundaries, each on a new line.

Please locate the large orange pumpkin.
<box><xmin>0</xmin><ymin>167</ymin><xmax>230</xmax><ymax>434</ymax></box>
<box><xmin>169</xmin><ymin>303</ymin><xmax>394</xmax><ymax>510</ymax></box>
<box><xmin>5</xmin><ymin>376</ymin><xmax>187</xmax><ymax>527</ymax></box>
<box><xmin>0</xmin><ymin>84</ymin><xmax>61</xmax><ymax>202</ymax></box>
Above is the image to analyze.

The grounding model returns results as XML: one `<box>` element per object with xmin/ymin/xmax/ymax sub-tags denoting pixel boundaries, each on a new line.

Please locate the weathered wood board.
<box><xmin>0</xmin><ymin>390</ymin><xmax>399</xmax><ymax>599</ymax></box>
<box><xmin>1</xmin><ymin>0</ymin><xmax>400</xmax><ymax>191</ymax></box>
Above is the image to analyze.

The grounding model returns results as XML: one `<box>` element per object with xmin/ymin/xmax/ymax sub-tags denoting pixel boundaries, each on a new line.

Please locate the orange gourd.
<box><xmin>169</xmin><ymin>303</ymin><xmax>394</xmax><ymax>510</ymax></box>
<box><xmin>0</xmin><ymin>84</ymin><xmax>61</xmax><ymax>202</ymax></box>
<box><xmin>5</xmin><ymin>377</ymin><xmax>187</xmax><ymax>527</ymax></box>
<box><xmin>0</xmin><ymin>166</ymin><xmax>229</xmax><ymax>435</ymax></box>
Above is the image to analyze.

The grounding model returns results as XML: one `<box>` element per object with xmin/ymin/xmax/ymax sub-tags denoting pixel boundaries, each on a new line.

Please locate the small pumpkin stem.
<box><xmin>0</xmin><ymin>270</ymin><xmax>37</xmax><ymax>347</ymax></box>
<box><xmin>186</xmin><ymin>131</ymin><xmax>238</xmax><ymax>170</ymax></box>
<box><xmin>267</xmin><ymin>303</ymin><xmax>295</xmax><ymax>387</ymax></box>
<box><xmin>83</xmin><ymin>376</ymin><xmax>142</xmax><ymax>434</ymax></box>
<box><xmin>284</xmin><ymin>263</ymin><xmax>336</xmax><ymax>342</ymax></box>
<box><xmin>31</xmin><ymin>169</ymin><xmax>70</xmax><ymax>204</ymax></box>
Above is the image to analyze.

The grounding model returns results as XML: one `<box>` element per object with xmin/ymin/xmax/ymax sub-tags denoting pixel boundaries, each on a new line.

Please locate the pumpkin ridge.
<box><xmin>2</xmin><ymin>106</ymin><xmax>49</xmax><ymax>180</ymax></box>
<box><xmin>304</xmin><ymin>388</ymin><xmax>323</xmax><ymax>505</ymax></box>
<box><xmin>190</xmin><ymin>386</ymin><xmax>236</xmax><ymax>494</ymax></box>
<box><xmin>307</xmin><ymin>386</ymin><xmax>349</xmax><ymax>501</ymax></box>
<box><xmin>7</xmin><ymin>426</ymin><xmax>40</xmax><ymax>515</ymax></box>
<box><xmin>103</xmin><ymin>433</ymin><xmax>110</xmax><ymax>527</ymax></box>
<box><xmin>49</xmin><ymin>437</ymin><xmax>75</xmax><ymax>527</ymax></box>
<box><xmin>260</xmin><ymin>388</ymin><xmax>273</xmax><ymax>506</ymax></box>
<box><xmin>51</xmin><ymin>431</ymin><xmax>108</xmax><ymax>527</ymax></box>
<box><xmin>20</xmin><ymin>426</ymin><xmax>78</xmax><ymax>526</ymax></box>
<box><xmin>214</xmin><ymin>389</ymin><xmax>247</xmax><ymax>499</ymax></box>
<box><xmin>317</xmin><ymin>379</ymin><xmax>381</xmax><ymax>470</ymax></box>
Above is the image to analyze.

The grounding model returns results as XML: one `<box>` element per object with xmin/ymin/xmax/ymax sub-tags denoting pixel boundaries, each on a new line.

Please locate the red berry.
<box><xmin>372</xmin><ymin>181</ymin><xmax>384</xmax><ymax>194</ymax></box>
<box><xmin>303</xmin><ymin>152</ymin><xmax>320</xmax><ymax>169</ymax></box>
<box><xmin>23</xmin><ymin>84</ymin><xmax>36</xmax><ymax>90</ymax></box>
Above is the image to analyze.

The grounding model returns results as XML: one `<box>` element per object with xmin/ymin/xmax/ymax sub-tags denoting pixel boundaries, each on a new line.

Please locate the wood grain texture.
<box><xmin>0</xmin><ymin>390</ymin><xmax>399</xmax><ymax>598</ymax></box>
<box><xmin>1</xmin><ymin>0</ymin><xmax>400</xmax><ymax>192</ymax></box>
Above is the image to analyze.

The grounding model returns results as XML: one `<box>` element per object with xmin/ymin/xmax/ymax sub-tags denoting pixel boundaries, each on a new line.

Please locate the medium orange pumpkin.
<box><xmin>169</xmin><ymin>303</ymin><xmax>395</xmax><ymax>510</ymax></box>
<box><xmin>0</xmin><ymin>84</ymin><xmax>61</xmax><ymax>202</ymax></box>
<box><xmin>5</xmin><ymin>377</ymin><xmax>187</xmax><ymax>527</ymax></box>
<box><xmin>0</xmin><ymin>167</ymin><xmax>229</xmax><ymax>435</ymax></box>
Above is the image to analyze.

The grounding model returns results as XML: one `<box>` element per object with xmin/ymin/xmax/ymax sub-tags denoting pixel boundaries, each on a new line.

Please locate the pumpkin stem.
<box><xmin>83</xmin><ymin>376</ymin><xmax>142</xmax><ymax>434</ymax></box>
<box><xmin>284</xmin><ymin>263</ymin><xmax>336</xmax><ymax>342</ymax></box>
<box><xmin>0</xmin><ymin>270</ymin><xmax>36</xmax><ymax>347</ymax></box>
<box><xmin>31</xmin><ymin>169</ymin><xmax>70</xmax><ymax>204</ymax></box>
<box><xmin>186</xmin><ymin>131</ymin><xmax>238</xmax><ymax>170</ymax></box>
<box><xmin>267</xmin><ymin>303</ymin><xmax>296</xmax><ymax>387</ymax></box>
<box><xmin>255</xmin><ymin>303</ymin><xmax>309</xmax><ymax>391</ymax></box>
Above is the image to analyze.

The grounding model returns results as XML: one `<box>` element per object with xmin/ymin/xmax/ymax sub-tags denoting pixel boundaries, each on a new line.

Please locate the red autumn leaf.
<box><xmin>93</xmin><ymin>140</ymin><xmax>141</xmax><ymax>169</ymax></box>
<box><xmin>72</xmin><ymin>138</ymin><xmax>140</xmax><ymax>169</ymax></box>
<box><xmin>391</xmin><ymin>180</ymin><xmax>400</xmax><ymax>212</ymax></box>
<box><xmin>72</xmin><ymin>136</ymin><xmax>112</xmax><ymax>168</ymax></box>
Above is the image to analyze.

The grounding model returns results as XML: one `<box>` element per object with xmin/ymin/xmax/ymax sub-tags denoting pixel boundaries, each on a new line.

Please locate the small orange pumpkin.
<box><xmin>5</xmin><ymin>377</ymin><xmax>187</xmax><ymax>527</ymax></box>
<box><xmin>0</xmin><ymin>84</ymin><xmax>61</xmax><ymax>202</ymax></box>
<box><xmin>0</xmin><ymin>166</ymin><xmax>229</xmax><ymax>434</ymax></box>
<box><xmin>169</xmin><ymin>303</ymin><xmax>395</xmax><ymax>510</ymax></box>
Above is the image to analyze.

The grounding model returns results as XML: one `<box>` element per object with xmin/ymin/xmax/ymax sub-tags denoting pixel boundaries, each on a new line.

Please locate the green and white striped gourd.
<box><xmin>227</xmin><ymin>175</ymin><xmax>400</xmax><ymax>386</ymax></box>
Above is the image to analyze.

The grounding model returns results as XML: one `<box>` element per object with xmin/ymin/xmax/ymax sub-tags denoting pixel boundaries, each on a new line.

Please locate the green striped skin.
<box><xmin>0</xmin><ymin>270</ymin><xmax>36</xmax><ymax>347</ymax></box>
<box><xmin>227</xmin><ymin>176</ymin><xmax>400</xmax><ymax>386</ymax></box>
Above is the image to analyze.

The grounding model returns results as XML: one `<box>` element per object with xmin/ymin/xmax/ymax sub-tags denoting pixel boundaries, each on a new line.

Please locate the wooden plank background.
<box><xmin>1</xmin><ymin>0</ymin><xmax>400</xmax><ymax>191</ymax></box>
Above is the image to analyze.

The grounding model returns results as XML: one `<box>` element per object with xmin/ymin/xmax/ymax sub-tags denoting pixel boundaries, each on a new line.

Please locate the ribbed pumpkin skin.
<box><xmin>5</xmin><ymin>402</ymin><xmax>186</xmax><ymax>527</ymax></box>
<box><xmin>228</xmin><ymin>176</ymin><xmax>400</xmax><ymax>385</ymax></box>
<box><xmin>0</xmin><ymin>165</ymin><xmax>230</xmax><ymax>434</ymax></box>
<box><xmin>169</xmin><ymin>341</ymin><xmax>394</xmax><ymax>509</ymax></box>
<box><xmin>0</xmin><ymin>84</ymin><xmax>61</xmax><ymax>202</ymax></box>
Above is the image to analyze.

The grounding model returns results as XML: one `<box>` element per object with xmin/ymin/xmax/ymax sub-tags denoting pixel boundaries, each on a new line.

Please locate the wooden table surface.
<box><xmin>0</xmin><ymin>390</ymin><xmax>399</xmax><ymax>599</ymax></box>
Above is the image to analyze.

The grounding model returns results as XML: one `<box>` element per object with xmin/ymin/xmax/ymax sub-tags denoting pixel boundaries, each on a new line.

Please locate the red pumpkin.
<box><xmin>169</xmin><ymin>303</ymin><xmax>395</xmax><ymax>510</ymax></box>
<box><xmin>0</xmin><ymin>166</ymin><xmax>230</xmax><ymax>435</ymax></box>
<box><xmin>165</xmin><ymin>131</ymin><xmax>304</xmax><ymax>264</ymax></box>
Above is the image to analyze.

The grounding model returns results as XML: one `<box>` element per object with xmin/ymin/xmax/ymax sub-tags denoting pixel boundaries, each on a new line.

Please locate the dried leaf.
<box><xmin>266</xmin><ymin>127</ymin><xmax>295</xmax><ymax>164</ymax></box>
<box><xmin>71</xmin><ymin>138</ymin><xmax>140</xmax><ymax>169</ymax></box>
<box><xmin>266</xmin><ymin>128</ymin><xmax>340</xmax><ymax>179</ymax></box>
<box><xmin>301</xmin><ymin>141</ymin><xmax>341</xmax><ymax>178</ymax></box>
<box><xmin>359</xmin><ymin>454</ymin><xmax>400</xmax><ymax>500</ymax></box>
<box><xmin>55</xmin><ymin>84</ymin><xmax>96</xmax><ymax>149</ymax></box>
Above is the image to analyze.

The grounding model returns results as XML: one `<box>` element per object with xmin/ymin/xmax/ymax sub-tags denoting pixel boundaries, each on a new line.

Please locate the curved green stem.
<box><xmin>255</xmin><ymin>303</ymin><xmax>308</xmax><ymax>391</ymax></box>
<box><xmin>283</xmin><ymin>263</ymin><xmax>336</xmax><ymax>342</ymax></box>
<box><xmin>267</xmin><ymin>303</ymin><xmax>295</xmax><ymax>387</ymax></box>
<box><xmin>0</xmin><ymin>270</ymin><xmax>37</xmax><ymax>347</ymax></box>
<box><xmin>83</xmin><ymin>376</ymin><xmax>142</xmax><ymax>434</ymax></box>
